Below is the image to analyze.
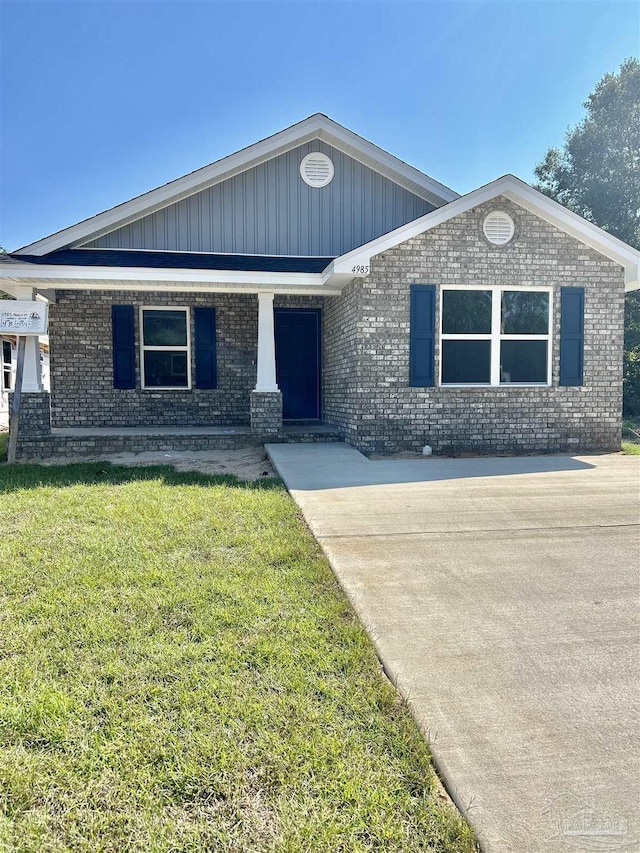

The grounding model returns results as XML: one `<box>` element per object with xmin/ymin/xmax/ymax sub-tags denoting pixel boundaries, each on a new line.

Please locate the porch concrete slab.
<box><xmin>266</xmin><ymin>442</ymin><xmax>640</xmax><ymax>853</ymax></box>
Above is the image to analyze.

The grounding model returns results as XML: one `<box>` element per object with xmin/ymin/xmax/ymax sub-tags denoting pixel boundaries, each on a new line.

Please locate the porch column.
<box><xmin>12</xmin><ymin>286</ymin><xmax>43</xmax><ymax>392</ymax></box>
<box><xmin>250</xmin><ymin>292</ymin><xmax>282</xmax><ymax>436</ymax></box>
<box><xmin>255</xmin><ymin>292</ymin><xmax>279</xmax><ymax>392</ymax></box>
<box><xmin>6</xmin><ymin>285</ymin><xmax>51</xmax><ymax>459</ymax></box>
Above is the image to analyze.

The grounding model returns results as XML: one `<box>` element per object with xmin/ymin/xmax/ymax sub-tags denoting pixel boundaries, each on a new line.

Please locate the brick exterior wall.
<box><xmin>49</xmin><ymin>292</ymin><xmax>328</xmax><ymax>430</ymax></box>
<box><xmin>323</xmin><ymin>279</ymin><xmax>359</xmax><ymax>445</ymax></box>
<box><xmin>350</xmin><ymin>196</ymin><xmax>625</xmax><ymax>454</ymax></box>
<box><xmin>43</xmin><ymin>196</ymin><xmax>625</xmax><ymax>456</ymax></box>
<box><xmin>50</xmin><ymin>291</ymin><xmax>258</xmax><ymax>427</ymax></box>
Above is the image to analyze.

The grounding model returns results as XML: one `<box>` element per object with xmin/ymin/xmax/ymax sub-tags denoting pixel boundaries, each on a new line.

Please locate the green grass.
<box><xmin>0</xmin><ymin>463</ymin><xmax>475</xmax><ymax>853</ymax></box>
<box><xmin>0</xmin><ymin>432</ymin><xmax>6</xmax><ymax>462</ymax></box>
<box><xmin>622</xmin><ymin>441</ymin><xmax>640</xmax><ymax>455</ymax></box>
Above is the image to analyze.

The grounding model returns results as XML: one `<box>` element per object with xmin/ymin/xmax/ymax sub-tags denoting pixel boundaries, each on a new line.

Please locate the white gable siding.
<box><xmin>83</xmin><ymin>142</ymin><xmax>433</xmax><ymax>256</ymax></box>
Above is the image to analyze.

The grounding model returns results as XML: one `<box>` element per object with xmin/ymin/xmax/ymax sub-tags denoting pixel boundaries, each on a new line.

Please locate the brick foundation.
<box><xmin>250</xmin><ymin>391</ymin><xmax>282</xmax><ymax>436</ymax></box>
<box><xmin>7</xmin><ymin>392</ymin><xmax>52</xmax><ymax>460</ymax></box>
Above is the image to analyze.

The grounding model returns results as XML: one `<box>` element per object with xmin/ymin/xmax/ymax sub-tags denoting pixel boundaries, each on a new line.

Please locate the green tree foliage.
<box><xmin>625</xmin><ymin>292</ymin><xmax>640</xmax><ymax>417</ymax></box>
<box><xmin>535</xmin><ymin>58</ymin><xmax>640</xmax><ymax>417</ymax></box>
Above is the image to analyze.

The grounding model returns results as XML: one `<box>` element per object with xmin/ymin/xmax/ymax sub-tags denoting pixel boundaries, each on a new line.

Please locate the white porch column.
<box><xmin>255</xmin><ymin>292</ymin><xmax>279</xmax><ymax>392</ymax></box>
<box><xmin>12</xmin><ymin>286</ymin><xmax>43</xmax><ymax>392</ymax></box>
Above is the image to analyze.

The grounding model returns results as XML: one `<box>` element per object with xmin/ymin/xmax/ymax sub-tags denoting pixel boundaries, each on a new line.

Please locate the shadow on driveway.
<box><xmin>267</xmin><ymin>441</ymin><xmax>595</xmax><ymax>492</ymax></box>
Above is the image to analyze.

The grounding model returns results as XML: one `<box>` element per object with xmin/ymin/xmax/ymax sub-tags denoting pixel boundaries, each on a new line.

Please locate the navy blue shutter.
<box><xmin>560</xmin><ymin>287</ymin><xmax>585</xmax><ymax>386</ymax></box>
<box><xmin>194</xmin><ymin>307</ymin><xmax>217</xmax><ymax>389</ymax></box>
<box><xmin>409</xmin><ymin>285</ymin><xmax>436</xmax><ymax>386</ymax></box>
<box><xmin>111</xmin><ymin>305</ymin><xmax>136</xmax><ymax>389</ymax></box>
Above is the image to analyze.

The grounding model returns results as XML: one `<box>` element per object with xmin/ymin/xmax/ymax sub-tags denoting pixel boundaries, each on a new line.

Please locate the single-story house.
<box><xmin>1</xmin><ymin>114</ymin><xmax>639</xmax><ymax>459</ymax></box>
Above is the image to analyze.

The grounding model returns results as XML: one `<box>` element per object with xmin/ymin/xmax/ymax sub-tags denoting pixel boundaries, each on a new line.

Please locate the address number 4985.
<box><xmin>351</xmin><ymin>265</ymin><xmax>370</xmax><ymax>274</ymax></box>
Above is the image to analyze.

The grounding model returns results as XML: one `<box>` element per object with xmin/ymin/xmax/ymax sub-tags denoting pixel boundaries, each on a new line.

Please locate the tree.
<box><xmin>534</xmin><ymin>58</ymin><xmax>640</xmax><ymax>417</ymax></box>
<box><xmin>624</xmin><ymin>291</ymin><xmax>640</xmax><ymax>418</ymax></box>
<box><xmin>535</xmin><ymin>58</ymin><xmax>639</xmax><ymax>247</ymax></box>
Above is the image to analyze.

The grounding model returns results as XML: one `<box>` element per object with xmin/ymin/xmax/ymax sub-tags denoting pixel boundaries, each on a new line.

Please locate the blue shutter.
<box><xmin>111</xmin><ymin>305</ymin><xmax>136</xmax><ymax>389</ymax></box>
<box><xmin>409</xmin><ymin>285</ymin><xmax>436</xmax><ymax>387</ymax></box>
<box><xmin>560</xmin><ymin>287</ymin><xmax>584</xmax><ymax>386</ymax></box>
<box><xmin>194</xmin><ymin>307</ymin><xmax>217</xmax><ymax>389</ymax></box>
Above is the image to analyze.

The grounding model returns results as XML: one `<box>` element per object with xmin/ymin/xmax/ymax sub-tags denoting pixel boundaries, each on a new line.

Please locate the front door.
<box><xmin>274</xmin><ymin>308</ymin><xmax>321</xmax><ymax>420</ymax></box>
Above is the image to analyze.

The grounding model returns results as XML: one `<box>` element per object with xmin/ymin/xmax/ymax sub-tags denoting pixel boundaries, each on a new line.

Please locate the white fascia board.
<box><xmin>500</xmin><ymin>181</ymin><xmax>640</xmax><ymax>290</ymax></box>
<box><xmin>313</xmin><ymin>121</ymin><xmax>459</xmax><ymax>205</ymax></box>
<box><xmin>0</xmin><ymin>262</ymin><xmax>341</xmax><ymax>296</ymax></box>
<box><xmin>15</xmin><ymin>114</ymin><xmax>458</xmax><ymax>256</ymax></box>
<box><xmin>333</xmin><ymin>175</ymin><xmax>640</xmax><ymax>291</ymax></box>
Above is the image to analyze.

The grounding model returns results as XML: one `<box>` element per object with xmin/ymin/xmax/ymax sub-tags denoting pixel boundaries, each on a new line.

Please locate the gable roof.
<box><xmin>14</xmin><ymin>114</ymin><xmax>459</xmax><ymax>256</ymax></box>
<box><xmin>4</xmin><ymin>175</ymin><xmax>637</xmax><ymax>294</ymax></box>
<box><xmin>329</xmin><ymin>174</ymin><xmax>640</xmax><ymax>291</ymax></box>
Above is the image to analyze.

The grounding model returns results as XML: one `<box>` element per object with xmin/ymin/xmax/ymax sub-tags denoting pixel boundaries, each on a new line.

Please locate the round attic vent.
<box><xmin>483</xmin><ymin>211</ymin><xmax>515</xmax><ymax>245</ymax></box>
<box><xmin>300</xmin><ymin>152</ymin><xmax>334</xmax><ymax>188</ymax></box>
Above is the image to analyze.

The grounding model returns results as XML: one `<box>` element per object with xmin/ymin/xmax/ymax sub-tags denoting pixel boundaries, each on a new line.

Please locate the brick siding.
<box><xmin>43</xmin><ymin>195</ymin><xmax>625</xmax><ymax>455</ymax></box>
<box><xmin>351</xmin><ymin>196</ymin><xmax>625</xmax><ymax>453</ymax></box>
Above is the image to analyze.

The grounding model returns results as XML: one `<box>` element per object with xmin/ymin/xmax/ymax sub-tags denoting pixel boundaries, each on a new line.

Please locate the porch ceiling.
<box><xmin>0</xmin><ymin>259</ymin><xmax>347</xmax><ymax>296</ymax></box>
<box><xmin>11</xmin><ymin>249</ymin><xmax>335</xmax><ymax>274</ymax></box>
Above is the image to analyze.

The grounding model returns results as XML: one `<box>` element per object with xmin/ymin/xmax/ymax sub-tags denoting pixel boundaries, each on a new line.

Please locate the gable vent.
<box><xmin>483</xmin><ymin>211</ymin><xmax>515</xmax><ymax>245</ymax></box>
<box><xmin>300</xmin><ymin>152</ymin><xmax>334</xmax><ymax>188</ymax></box>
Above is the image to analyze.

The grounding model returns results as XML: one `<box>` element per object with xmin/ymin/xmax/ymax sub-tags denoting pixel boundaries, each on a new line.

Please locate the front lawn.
<box><xmin>0</xmin><ymin>463</ymin><xmax>474</xmax><ymax>852</ymax></box>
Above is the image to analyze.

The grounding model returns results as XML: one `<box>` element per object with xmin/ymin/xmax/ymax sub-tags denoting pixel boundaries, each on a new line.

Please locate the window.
<box><xmin>1</xmin><ymin>340</ymin><xmax>12</xmax><ymax>392</ymax></box>
<box><xmin>440</xmin><ymin>287</ymin><xmax>551</xmax><ymax>386</ymax></box>
<box><xmin>140</xmin><ymin>307</ymin><xmax>190</xmax><ymax>389</ymax></box>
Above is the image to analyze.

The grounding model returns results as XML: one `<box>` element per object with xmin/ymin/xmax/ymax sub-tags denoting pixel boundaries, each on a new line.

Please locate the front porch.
<box><xmin>2</xmin><ymin>279</ymin><xmax>350</xmax><ymax>460</ymax></box>
<box><xmin>12</xmin><ymin>418</ymin><xmax>342</xmax><ymax>461</ymax></box>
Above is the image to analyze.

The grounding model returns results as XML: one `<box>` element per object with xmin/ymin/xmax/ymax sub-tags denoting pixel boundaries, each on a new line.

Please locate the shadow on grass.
<box><xmin>0</xmin><ymin>460</ymin><xmax>283</xmax><ymax>493</ymax></box>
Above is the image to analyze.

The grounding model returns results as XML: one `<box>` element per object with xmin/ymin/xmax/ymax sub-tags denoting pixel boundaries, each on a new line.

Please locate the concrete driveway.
<box><xmin>266</xmin><ymin>443</ymin><xmax>640</xmax><ymax>853</ymax></box>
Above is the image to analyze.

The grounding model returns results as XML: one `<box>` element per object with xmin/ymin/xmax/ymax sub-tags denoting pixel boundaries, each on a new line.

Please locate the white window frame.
<box><xmin>1</xmin><ymin>339</ymin><xmax>13</xmax><ymax>392</ymax></box>
<box><xmin>439</xmin><ymin>285</ymin><xmax>552</xmax><ymax>387</ymax></box>
<box><xmin>140</xmin><ymin>306</ymin><xmax>191</xmax><ymax>391</ymax></box>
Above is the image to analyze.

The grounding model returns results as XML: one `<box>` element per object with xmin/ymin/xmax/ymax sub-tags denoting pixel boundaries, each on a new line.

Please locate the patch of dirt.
<box><xmin>37</xmin><ymin>446</ymin><xmax>276</xmax><ymax>481</ymax></box>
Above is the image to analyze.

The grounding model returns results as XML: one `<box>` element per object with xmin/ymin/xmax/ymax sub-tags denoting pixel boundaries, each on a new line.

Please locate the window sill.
<box><xmin>141</xmin><ymin>386</ymin><xmax>192</xmax><ymax>392</ymax></box>
<box><xmin>439</xmin><ymin>383</ymin><xmax>552</xmax><ymax>389</ymax></box>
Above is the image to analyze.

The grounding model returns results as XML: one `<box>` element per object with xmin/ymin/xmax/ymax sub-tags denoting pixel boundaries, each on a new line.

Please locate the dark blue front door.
<box><xmin>274</xmin><ymin>308</ymin><xmax>321</xmax><ymax>420</ymax></box>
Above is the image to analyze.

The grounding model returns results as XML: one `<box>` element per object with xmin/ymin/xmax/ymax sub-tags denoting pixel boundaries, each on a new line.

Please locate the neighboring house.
<box><xmin>1</xmin><ymin>114</ymin><xmax>639</xmax><ymax>458</ymax></box>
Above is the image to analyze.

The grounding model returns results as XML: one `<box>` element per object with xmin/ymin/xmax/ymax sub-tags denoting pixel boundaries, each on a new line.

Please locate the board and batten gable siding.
<box><xmin>82</xmin><ymin>142</ymin><xmax>434</xmax><ymax>257</ymax></box>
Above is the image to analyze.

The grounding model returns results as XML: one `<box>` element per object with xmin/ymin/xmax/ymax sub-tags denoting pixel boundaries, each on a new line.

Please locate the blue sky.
<box><xmin>0</xmin><ymin>0</ymin><xmax>637</xmax><ymax>251</ymax></box>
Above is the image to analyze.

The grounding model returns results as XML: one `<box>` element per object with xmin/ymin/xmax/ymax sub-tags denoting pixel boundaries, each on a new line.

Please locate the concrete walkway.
<box><xmin>266</xmin><ymin>443</ymin><xmax>640</xmax><ymax>853</ymax></box>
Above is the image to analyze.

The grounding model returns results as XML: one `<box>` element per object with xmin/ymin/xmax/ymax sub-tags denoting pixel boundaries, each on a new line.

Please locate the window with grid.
<box><xmin>440</xmin><ymin>287</ymin><xmax>551</xmax><ymax>386</ymax></box>
<box><xmin>140</xmin><ymin>307</ymin><xmax>191</xmax><ymax>389</ymax></box>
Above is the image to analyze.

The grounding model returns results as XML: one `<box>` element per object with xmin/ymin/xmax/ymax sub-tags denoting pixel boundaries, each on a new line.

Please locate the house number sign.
<box><xmin>0</xmin><ymin>301</ymin><xmax>48</xmax><ymax>335</ymax></box>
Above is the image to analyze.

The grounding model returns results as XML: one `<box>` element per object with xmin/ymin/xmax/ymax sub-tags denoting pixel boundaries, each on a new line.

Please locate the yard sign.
<box><xmin>0</xmin><ymin>300</ymin><xmax>48</xmax><ymax>335</ymax></box>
